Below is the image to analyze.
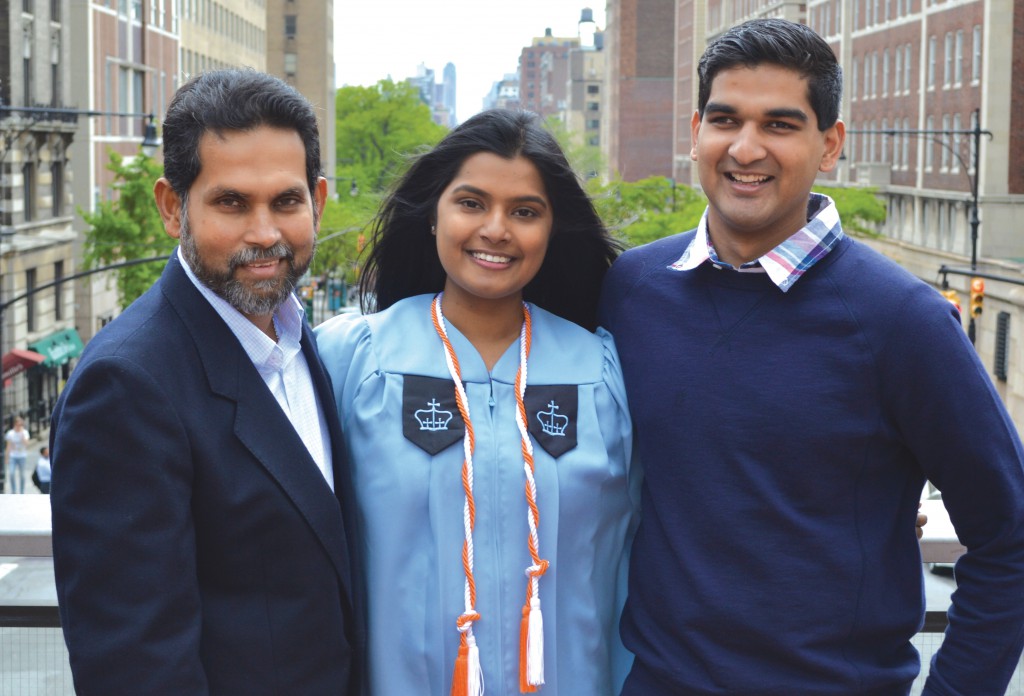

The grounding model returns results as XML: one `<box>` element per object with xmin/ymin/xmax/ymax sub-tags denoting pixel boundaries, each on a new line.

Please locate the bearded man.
<box><xmin>50</xmin><ymin>69</ymin><xmax>363</xmax><ymax>696</ymax></box>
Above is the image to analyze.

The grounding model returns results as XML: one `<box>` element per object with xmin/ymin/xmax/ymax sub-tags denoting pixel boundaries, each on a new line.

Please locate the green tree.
<box><xmin>813</xmin><ymin>184</ymin><xmax>887</xmax><ymax>236</ymax></box>
<box><xmin>591</xmin><ymin>177</ymin><xmax>706</xmax><ymax>248</ymax></box>
<box><xmin>311</xmin><ymin>190</ymin><xmax>380</xmax><ymax>289</ymax></box>
<box><xmin>335</xmin><ymin>79</ymin><xmax>448</xmax><ymax>195</ymax></box>
<box><xmin>81</xmin><ymin>151</ymin><xmax>173</xmax><ymax>308</ymax></box>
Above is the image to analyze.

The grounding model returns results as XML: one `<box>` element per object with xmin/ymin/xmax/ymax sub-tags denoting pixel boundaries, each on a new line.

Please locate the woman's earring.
<box><xmin>430</xmin><ymin>225</ymin><xmax>436</xmax><ymax>234</ymax></box>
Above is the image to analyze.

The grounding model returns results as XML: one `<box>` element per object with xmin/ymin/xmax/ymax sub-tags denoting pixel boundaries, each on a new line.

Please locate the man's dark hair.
<box><xmin>697</xmin><ymin>18</ymin><xmax>843</xmax><ymax>130</ymax></box>
<box><xmin>161</xmin><ymin>69</ymin><xmax>323</xmax><ymax>200</ymax></box>
<box><xmin>359</xmin><ymin>108</ymin><xmax>620</xmax><ymax>332</ymax></box>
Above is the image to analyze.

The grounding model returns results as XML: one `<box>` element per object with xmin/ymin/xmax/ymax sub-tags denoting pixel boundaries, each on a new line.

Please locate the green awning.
<box><xmin>28</xmin><ymin>328</ymin><xmax>84</xmax><ymax>367</ymax></box>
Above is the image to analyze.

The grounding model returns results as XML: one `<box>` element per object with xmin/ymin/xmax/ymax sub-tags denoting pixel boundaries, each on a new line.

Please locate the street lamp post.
<box><xmin>847</xmin><ymin>110</ymin><xmax>993</xmax><ymax>343</ymax></box>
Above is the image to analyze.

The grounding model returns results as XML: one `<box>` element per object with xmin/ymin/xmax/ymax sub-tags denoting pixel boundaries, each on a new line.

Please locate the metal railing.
<box><xmin>1</xmin><ymin>497</ymin><xmax>1020</xmax><ymax>694</ymax></box>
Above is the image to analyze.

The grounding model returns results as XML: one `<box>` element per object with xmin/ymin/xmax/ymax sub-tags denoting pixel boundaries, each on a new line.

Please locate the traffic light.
<box><xmin>940</xmin><ymin>289</ymin><xmax>961</xmax><ymax>315</ymax></box>
<box><xmin>969</xmin><ymin>277</ymin><xmax>985</xmax><ymax>318</ymax></box>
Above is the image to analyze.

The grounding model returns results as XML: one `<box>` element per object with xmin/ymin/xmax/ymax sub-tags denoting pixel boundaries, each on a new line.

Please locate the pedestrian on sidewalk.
<box><xmin>4</xmin><ymin>416</ymin><xmax>30</xmax><ymax>494</ymax></box>
<box><xmin>34</xmin><ymin>446</ymin><xmax>50</xmax><ymax>494</ymax></box>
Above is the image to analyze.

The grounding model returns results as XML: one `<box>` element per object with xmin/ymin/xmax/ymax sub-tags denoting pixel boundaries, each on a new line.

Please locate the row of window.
<box><xmin>21</xmin><ymin>0</ymin><xmax>62</xmax><ymax>23</ymax></box>
<box><xmin>848</xmin><ymin>110</ymin><xmax>978</xmax><ymax>173</ymax></box>
<box><xmin>812</xmin><ymin>0</ymin><xmax>959</xmax><ymax>37</ymax></box>
<box><xmin>850</xmin><ymin>27</ymin><xmax>981</xmax><ymax>102</ymax></box>
<box><xmin>183</xmin><ymin>0</ymin><xmax>263</xmax><ymax>50</ymax></box>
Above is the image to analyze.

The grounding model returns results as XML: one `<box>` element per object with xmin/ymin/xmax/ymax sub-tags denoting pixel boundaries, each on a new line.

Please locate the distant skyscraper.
<box><xmin>443</xmin><ymin>62</ymin><xmax>457</xmax><ymax>125</ymax></box>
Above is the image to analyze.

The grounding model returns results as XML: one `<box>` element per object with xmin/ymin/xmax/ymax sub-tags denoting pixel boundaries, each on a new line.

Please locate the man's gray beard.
<box><xmin>178</xmin><ymin>203</ymin><xmax>316</xmax><ymax>317</ymax></box>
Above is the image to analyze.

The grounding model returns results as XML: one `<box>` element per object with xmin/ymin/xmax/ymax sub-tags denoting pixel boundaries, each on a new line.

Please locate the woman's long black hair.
<box><xmin>358</xmin><ymin>109</ymin><xmax>620</xmax><ymax>331</ymax></box>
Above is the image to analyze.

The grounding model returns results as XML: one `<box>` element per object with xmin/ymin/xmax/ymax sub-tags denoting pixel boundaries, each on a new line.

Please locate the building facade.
<box><xmin>267</xmin><ymin>0</ymin><xmax>335</xmax><ymax>186</ymax></box>
<box><xmin>68</xmin><ymin>0</ymin><xmax>179</xmax><ymax>343</ymax></box>
<box><xmin>519</xmin><ymin>28</ymin><xmax>578</xmax><ymax>119</ymax></box>
<box><xmin>602</xmin><ymin>0</ymin><xmax>675</xmax><ymax>181</ymax></box>
<box><xmin>0</xmin><ymin>0</ymin><xmax>82</xmax><ymax>433</ymax></box>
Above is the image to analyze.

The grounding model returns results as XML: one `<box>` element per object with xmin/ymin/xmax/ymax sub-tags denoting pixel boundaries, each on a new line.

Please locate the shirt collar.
<box><xmin>669</xmin><ymin>193</ymin><xmax>845</xmax><ymax>292</ymax></box>
<box><xmin>177</xmin><ymin>247</ymin><xmax>306</xmax><ymax>372</ymax></box>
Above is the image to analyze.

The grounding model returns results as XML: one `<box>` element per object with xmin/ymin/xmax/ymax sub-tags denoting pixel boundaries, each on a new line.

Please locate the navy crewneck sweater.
<box><xmin>601</xmin><ymin>231</ymin><xmax>1024</xmax><ymax>695</ymax></box>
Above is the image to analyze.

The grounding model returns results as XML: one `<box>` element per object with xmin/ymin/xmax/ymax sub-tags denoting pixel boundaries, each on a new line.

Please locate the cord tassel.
<box><xmin>519</xmin><ymin>597</ymin><xmax>544</xmax><ymax>691</ymax></box>
<box><xmin>451</xmin><ymin>634</ymin><xmax>485</xmax><ymax>696</ymax></box>
<box><xmin>451</xmin><ymin>639</ymin><xmax>468</xmax><ymax>696</ymax></box>
<box><xmin>467</xmin><ymin>635</ymin><xmax>484</xmax><ymax>696</ymax></box>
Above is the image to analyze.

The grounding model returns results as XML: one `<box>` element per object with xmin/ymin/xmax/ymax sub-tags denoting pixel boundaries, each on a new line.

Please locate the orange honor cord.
<box><xmin>434</xmin><ymin>296</ymin><xmax>484</xmax><ymax>696</ymax></box>
<box><xmin>433</xmin><ymin>293</ymin><xmax>548</xmax><ymax>694</ymax></box>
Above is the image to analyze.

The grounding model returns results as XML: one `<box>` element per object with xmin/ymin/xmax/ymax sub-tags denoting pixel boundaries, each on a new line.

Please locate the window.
<box><xmin>23</xmin><ymin>23</ymin><xmax>34</xmax><ymax>106</ymax></box>
<box><xmin>586</xmin><ymin>85</ymin><xmax>599</xmax><ymax>94</ymax></box>
<box><xmin>586</xmin><ymin>119</ymin><xmax>599</xmax><ymax>130</ymax></box>
<box><xmin>50</xmin><ymin>0</ymin><xmax>59</xmax><ymax>21</ymax></box>
<box><xmin>941</xmin><ymin>114</ymin><xmax>950</xmax><ymax>170</ymax></box>
<box><xmin>954</xmin><ymin>30</ymin><xmax>963</xmax><ymax>85</ymax></box>
<box><xmin>50</xmin><ymin>28</ymin><xmax>60</xmax><ymax>106</ymax></box>
<box><xmin>851</xmin><ymin>58</ymin><xmax>858</xmax><ymax>100</ymax></box>
<box><xmin>883</xmin><ymin>50</ymin><xmax>889</xmax><ymax>96</ymax></box>
<box><xmin>951</xmin><ymin>113</ymin><xmax>962</xmax><ymax>173</ymax></box>
<box><xmin>871</xmin><ymin>52</ymin><xmax>878</xmax><ymax>97</ymax></box>
<box><xmin>894</xmin><ymin>48</ymin><xmax>902</xmax><ymax>94</ymax></box>
<box><xmin>904</xmin><ymin>44</ymin><xmax>912</xmax><ymax>93</ymax></box>
<box><xmin>51</xmin><ymin>159</ymin><xmax>63</xmax><ymax>216</ymax></box>
<box><xmin>943</xmin><ymin>33</ymin><xmax>953</xmax><ymax>86</ymax></box>
<box><xmin>927</xmin><ymin>36</ymin><xmax>936</xmax><ymax>88</ymax></box>
<box><xmin>881</xmin><ymin>118</ymin><xmax>889</xmax><ymax>163</ymax></box>
<box><xmin>23</xmin><ymin>0</ymin><xmax>33</xmax><ymax>13</ymax></box>
<box><xmin>902</xmin><ymin>117</ymin><xmax>910</xmax><ymax>169</ymax></box>
<box><xmin>863</xmin><ymin>54</ymin><xmax>870</xmax><ymax>97</ymax></box>
<box><xmin>925</xmin><ymin>115</ymin><xmax>934</xmax><ymax>170</ymax></box>
<box><xmin>586</xmin><ymin>101</ymin><xmax>599</xmax><ymax>111</ymax></box>
<box><xmin>54</xmin><ymin>261</ymin><xmax>64</xmax><ymax>320</ymax></box>
<box><xmin>972</xmin><ymin>26</ymin><xmax>982</xmax><ymax>82</ymax></box>
<box><xmin>284</xmin><ymin>52</ymin><xmax>297</xmax><ymax>76</ymax></box>
<box><xmin>26</xmin><ymin>269</ymin><xmax>37</xmax><ymax>332</ymax></box>
<box><xmin>284</xmin><ymin>14</ymin><xmax>296</xmax><ymax>37</ymax></box>
<box><xmin>22</xmin><ymin>161</ymin><xmax>36</xmax><ymax>222</ymax></box>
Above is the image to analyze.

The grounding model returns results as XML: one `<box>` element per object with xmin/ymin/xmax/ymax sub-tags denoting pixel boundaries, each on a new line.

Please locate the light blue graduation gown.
<box><xmin>315</xmin><ymin>294</ymin><xmax>639</xmax><ymax>696</ymax></box>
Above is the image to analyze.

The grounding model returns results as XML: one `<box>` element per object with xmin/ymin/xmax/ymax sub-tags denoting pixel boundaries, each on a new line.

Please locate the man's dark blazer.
<box><xmin>51</xmin><ymin>254</ymin><xmax>364</xmax><ymax>695</ymax></box>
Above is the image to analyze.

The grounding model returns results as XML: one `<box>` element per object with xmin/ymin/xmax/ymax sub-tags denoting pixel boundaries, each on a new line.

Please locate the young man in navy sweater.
<box><xmin>601</xmin><ymin>18</ymin><xmax>1024</xmax><ymax>695</ymax></box>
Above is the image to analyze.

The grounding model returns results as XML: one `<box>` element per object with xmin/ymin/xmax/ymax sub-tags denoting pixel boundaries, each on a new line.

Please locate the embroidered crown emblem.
<box><xmin>536</xmin><ymin>400</ymin><xmax>569</xmax><ymax>437</ymax></box>
<box><xmin>415</xmin><ymin>399</ymin><xmax>454</xmax><ymax>432</ymax></box>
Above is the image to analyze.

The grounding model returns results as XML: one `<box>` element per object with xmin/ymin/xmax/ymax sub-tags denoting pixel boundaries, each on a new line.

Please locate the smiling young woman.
<box><xmin>315</xmin><ymin>109</ymin><xmax>638</xmax><ymax>696</ymax></box>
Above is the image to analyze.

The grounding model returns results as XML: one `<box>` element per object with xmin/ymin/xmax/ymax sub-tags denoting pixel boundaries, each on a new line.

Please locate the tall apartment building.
<box><xmin>0</xmin><ymin>0</ymin><xmax>82</xmax><ymax>432</ymax></box>
<box><xmin>441</xmin><ymin>62</ymin><xmax>457</xmax><ymax>126</ymax></box>
<box><xmin>180</xmin><ymin>0</ymin><xmax>265</xmax><ymax>77</ymax></box>
<box><xmin>267</xmin><ymin>0</ymin><xmax>335</xmax><ymax>185</ymax></box>
<box><xmin>562</xmin><ymin>10</ymin><xmax>606</xmax><ymax>164</ymax></box>
<box><xmin>519</xmin><ymin>28</ymin><xmax>579</xmax><ymax>119</ymax></box>
<box><xmin>602</xmin><ymin>0</ymin><xmax>675</xmax><ymax>181</ymax></box>
<box><xmin>68</xmin><ymin>0</ymin><xmax>179</xmax><ymax>342</ymax></box>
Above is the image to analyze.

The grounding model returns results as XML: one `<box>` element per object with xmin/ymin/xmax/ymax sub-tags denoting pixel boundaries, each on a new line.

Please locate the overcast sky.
<box><xmin>334</xmin><ymin>1</ymin><xmax>606</xmax><ymax>124</ymax></box>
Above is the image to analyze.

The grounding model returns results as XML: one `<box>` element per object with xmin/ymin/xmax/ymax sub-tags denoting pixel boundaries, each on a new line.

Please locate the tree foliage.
<box><xmin>813</xmin><ymin>184</ymin><xmax>887</xmax><ymax>237</ymax></box>
<box><xmin>335</xmin><ymin>79</ymin><xmax>448</xmax><ymax>195</ymax></box>
<box><xmin>311</xmin><ymin>190</ymin><xmax>380</xmax><ymax>286</ymax></box>
<box><xmin>81</xmin><ymin>151</ymin><xmax>173</xmax><ymax>308</ymax></box>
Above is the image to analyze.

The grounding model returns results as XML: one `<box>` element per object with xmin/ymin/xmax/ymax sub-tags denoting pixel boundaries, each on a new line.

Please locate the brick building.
<box><xmin>602</xmin><ymin>0</ymin><xmax>676</xmax><ymax>181</ymax></box>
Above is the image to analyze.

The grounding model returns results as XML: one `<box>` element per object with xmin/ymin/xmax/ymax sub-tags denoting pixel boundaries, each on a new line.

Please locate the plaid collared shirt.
<box><xmin>669</xmin><ymin>193</ymin><xmax>845</xmax><ymax>292</ymax></box>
